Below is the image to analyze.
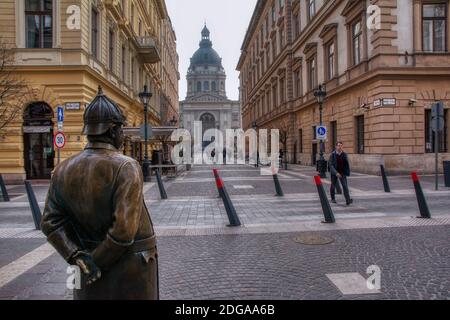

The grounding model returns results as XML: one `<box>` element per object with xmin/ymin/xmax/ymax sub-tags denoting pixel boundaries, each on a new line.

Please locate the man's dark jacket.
<box><xmin>328</xmin><ymin>151</ymin><xmax>351</xmax><ymax>177</ymax></box>
<box><xmin>41</xmin><ymin>142</ymin><xmax>158</xmax><ymax>300</ymax></box>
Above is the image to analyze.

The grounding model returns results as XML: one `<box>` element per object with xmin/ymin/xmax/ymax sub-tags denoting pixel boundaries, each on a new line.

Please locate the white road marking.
<box><xmin>233</xmin><ymin>185</ymin><xmax>254</xmax><ymax>190</ymax></box>
<box><xmin>326</xmin><ymin>273</ymin><xmax>381</xmax><ymax>295</ymax></box>
<box><xmin>0</xmin><ymin>243</ymin><xmax>55</xmax><ymax>289</ymax></box>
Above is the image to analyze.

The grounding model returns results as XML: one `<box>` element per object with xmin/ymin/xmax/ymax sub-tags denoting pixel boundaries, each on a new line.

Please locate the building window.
<box><xmin>279</xmin><ymin>28</ymin><xmax>285</xmax><ymax>49</ymax></box>
<box><xmin>293</xmin><ymin>13</ymin><xmax>300</xmax><ymax>39</ymax></box>
<box><xmin>425</xmin><ymin>109</ymin><xmax>448</xmax><ymax>153</ymax></box>
<box><xmin>272</xmin><ymin>36</ymin><xmax>277</xmax><ymax>59</ymax></box>
<box><xmin>266</xmin><ymin>49</ymin><xmax>271</xmax><ymax>68</ymax></box>
<box><xmin>131</xmin><ymin>57</ymin><xmax>135</xmax><ymax>89</ymax></box>
<box><xmin>204</xmin><ymin>81</ymin><xmax>209</xmax><ymax>91</ymax></box>
<box><xmin>272</xmin><ymin>84</ymin><xmax>278</xmax><ymax>109</ymax></box>
<box><xmin>197</xmin><ymin>81</ymin><xmax>201</xmax><ymax>92</ymax></box>
<box><xmin>307</xmin><ymin>57</ymin><xmax>316</xmax><ymax>91</ymax></box>
<box><xmin>356</xmin><ymin>115</ymin><xmax>365</xmax><ymax>154</ymax></box>
<box><xmin>25</xmin><ymin>0</ymin><xmax>53</xmax><ymax>48</ymax></box>
<box><xmin>211</xmin><ymin>81</ymin><xmax>216</xmax><ymax>92</ymax></box>
<box><xmin>91</xmin><ymin>7</ymin><xmax>99</xmax><ymax>58</ymax></box>
<box><xmin>279</xmin><ymin>77</ymin><xmax>286</xmax><ymax>104</ymax></box>
<box><xmin>266</xmin><ymin>90</ymin><xmax>271</xmax><ymax>112</ymax></box>
<box><xmin>121</xmin><ymin>45</ymin><xmax>126</xmax><ymax>80</ymax></box>
<box><xmin>279</xmin><ymin>0</ymin><xmax>284</xmax><ymax>13</ymax></box>
<box><xmin>308</xmin><ymin>0</ymin><xmax>316</xmax><ymax>21</ymax></box>
<box><xmin>109</xmin><ymin>29</ymin><xmax>115</xmax><ymax>71</ymax></box>
<box><xmin>422</xmin><ymin>3</ymin><xmax>447</xmax><ymax>52</ymax></box>
<box><xmin>271</xmin><ymin>5</ymin><xmax>276</xmax><ymax>23</ymax></box>
<box><xmin>330</xmin><ymin>121</ymin><xmax>337</xmax><ymax>149</ymax></box>
<box><xmin>327</xmin><ymin>42</ymin><xmax>335</xmax><ymax>80</ymax></box>
<box><xmin>352</xmin><ymin>20</ymin><xmax>362</xmax><ymax>65</ymax></box>
<box><xmin>294</xmin><ymin>70</ymin><xmax>301</xmax><ymax>98</ymax></box>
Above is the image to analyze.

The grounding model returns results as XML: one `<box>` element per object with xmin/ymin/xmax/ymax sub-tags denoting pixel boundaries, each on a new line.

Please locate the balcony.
<box><xmin>136</xmin><ymin>36</ymin><xmax>161</xmax><ymax>64</ymax></box>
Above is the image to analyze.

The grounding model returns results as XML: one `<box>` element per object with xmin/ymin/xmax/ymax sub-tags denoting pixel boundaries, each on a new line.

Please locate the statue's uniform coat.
<box><xmin>41</xmin><ymin>142</ymin><xmax>158</xmax><ymax>300</ymax></box>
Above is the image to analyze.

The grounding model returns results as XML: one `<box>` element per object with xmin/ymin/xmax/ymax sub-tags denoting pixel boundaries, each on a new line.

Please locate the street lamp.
<box><xmin>139</xmin><ymin>85</ymin><xmax>152</xmax><ymax>182</ymax></box>
<box><xmin>314</xmin><ymin>84</ymin><xmax>327</xmax><ymax>179</ymax></box>
<box><xmin>252</xmin><ymin>121</ymin><xmax>259</xmax><ymax>168</ymax></box>
<box><xmin>169</xmin><ymin>116</ymin><xmax>178</xmax><ymax>127</ymax></box>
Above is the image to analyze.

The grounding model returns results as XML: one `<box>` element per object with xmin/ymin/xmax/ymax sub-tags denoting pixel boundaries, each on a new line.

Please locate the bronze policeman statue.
<box><xmin>41</xmin><ymin>87</ymin><xmax>159</xmax><ymax>300</ymax></box>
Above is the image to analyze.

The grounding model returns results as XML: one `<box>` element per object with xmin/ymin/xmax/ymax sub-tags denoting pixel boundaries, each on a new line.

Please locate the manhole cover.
<box><xmin>294</xmin><ymin>235</ymin><xmax>334</xmax><ymax>245</ymax></box>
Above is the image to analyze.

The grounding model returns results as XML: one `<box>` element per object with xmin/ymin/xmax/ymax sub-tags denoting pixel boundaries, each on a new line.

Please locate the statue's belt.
<box><xmin>81</xmin><ymin>236</ymin><xmax>157</xmax><ymax>253</ymax></box>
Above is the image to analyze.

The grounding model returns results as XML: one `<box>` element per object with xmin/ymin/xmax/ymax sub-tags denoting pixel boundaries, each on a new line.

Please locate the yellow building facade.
<box><xmin>0</xmin><ymin>0</ymin><xmax>179</xmax><ymax>182</ymax></box>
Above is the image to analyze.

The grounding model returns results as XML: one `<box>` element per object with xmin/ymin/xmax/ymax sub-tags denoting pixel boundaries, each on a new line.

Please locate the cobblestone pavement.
<box><xmin>0</xmin><ymin>164</ymin><xmax>449</xmax><ymax>300</ymax></box>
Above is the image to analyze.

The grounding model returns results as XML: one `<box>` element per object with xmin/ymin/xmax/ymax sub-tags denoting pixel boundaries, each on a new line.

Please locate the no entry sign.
<box><xmin>54</xmin><ymin>132</ymin><xmax>66</xmax><ymax>149</ymax></box>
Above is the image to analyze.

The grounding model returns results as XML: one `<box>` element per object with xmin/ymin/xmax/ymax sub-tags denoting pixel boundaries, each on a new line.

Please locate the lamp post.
<box><xmin>139</xmin><ymin>85</ymin><xmax>152</xmax><ymax>182</ymax></box>
<box><xmin>252</xmin><ymin>121</ymin><xmax>259</xmax><ymax>168</ymax></box>
<box><xmin>314</xmin><ymin>84</ymin><xmax>327</xmax><ymax>179</ymax></box>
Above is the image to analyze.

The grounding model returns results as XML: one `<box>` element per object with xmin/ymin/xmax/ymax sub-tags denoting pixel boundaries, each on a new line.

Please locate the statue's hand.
<box><xmin>72</xmin><ymin>251</ymin><xmax>102</xmax><ymax>285</ymax></box>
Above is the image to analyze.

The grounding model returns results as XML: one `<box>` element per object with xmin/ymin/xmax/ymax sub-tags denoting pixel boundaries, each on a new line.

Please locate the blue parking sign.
<box><xmin>57</xmin><ymin>106</ymin><xmax>64</xmax><ymax>122</ymax></box>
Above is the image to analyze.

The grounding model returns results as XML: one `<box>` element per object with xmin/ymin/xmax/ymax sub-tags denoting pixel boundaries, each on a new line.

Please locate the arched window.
<box><xmin>197</xmin><ymin>81</ymin><xmax>201</xmax><ymax>92</ymax></box>
<box><xmin>204</xmin><ymin>81</ymin><xmax>209</xmax><ymax>91</ymax></box>
<box><xmin>200</xmin><ymin>113</ymin><xmax>216</xmax><ymax>134</ymax></box>
<box><xmin>211</xmin><ymin>81</ymin><xmax>216</xmax><ymax>92</ymax></box>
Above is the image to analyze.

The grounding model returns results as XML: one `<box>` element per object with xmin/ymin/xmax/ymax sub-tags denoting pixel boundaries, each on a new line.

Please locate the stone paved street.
<box><xmin>0</xmin><ymin>164</ymin><xmax>449</xmax><ymax>300</ymax></box>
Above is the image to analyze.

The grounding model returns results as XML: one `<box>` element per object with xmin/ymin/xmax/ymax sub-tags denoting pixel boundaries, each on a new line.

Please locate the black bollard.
<box><xmin>216</xmin><ymin>178</ymin><xmax>241</xmax><ymax>227</ymax></box>
<box><xmin>273</xmin><ymin>174</ymin><xmax>284</xmax><ymax>197</ymax></box>
<box><xmin>0</xmin><ymin>174</ymin><xmax>10</xmax><ymax>202</ymax></box>
<box><xmin>213</xmin><ymin>169</ymin><xmax>241</xmax><ymax>227</ymax></box>
<box><xmin>155</xmin><ymin>169</ymin><xmax>168</xmax><ymax>200</ymax></box>
<box><xmin>380</xmin><ymin>165</ymin><xmax>391</xmax><ymax>193</ymax></box>
<box><xmin>314</xmin><ymin>176</ymin><xmax>336</xmax><ymax>224</ymax></box>
<box><xmin>24</xmin><ymin>181</ymin><xmax>42</xmax><ymax>230</ymax></box>
<box><xmin>411</xmin><ymin>172</ymin><xmax>431</xmax><ymax>219</ymax></box>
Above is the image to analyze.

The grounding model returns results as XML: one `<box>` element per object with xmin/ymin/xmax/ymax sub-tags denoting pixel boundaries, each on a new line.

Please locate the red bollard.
<box><xmin>212</xmin><ymin>169</ymin><xmax>241</xmax><ymax>227</ymax></box>
<box><xmin>314</xmin><ymin>176</ymin><xmax>336</xmax><ymax>223</ymax></box>
<box><xmin>411</xmin><ymin>172</ymin><xmax>431</xmax><ymax>219</ymax></box>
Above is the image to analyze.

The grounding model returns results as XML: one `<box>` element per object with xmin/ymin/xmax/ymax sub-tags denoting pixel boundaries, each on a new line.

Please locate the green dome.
<box><xmin>189</xmin><ymin>25</ymin><xmax>222</xmax><ymax>68</ymax></box>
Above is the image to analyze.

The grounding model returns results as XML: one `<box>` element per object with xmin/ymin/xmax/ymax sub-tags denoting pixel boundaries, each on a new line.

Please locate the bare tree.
<box><xmin>0</xmin><ymin>38</ymin><xmax>26</xmax><ymax>136</ymax></box>
<box><xmin>275</xmin><ymin>117</ymin><xmax>290</xmax><ymax>170</ymax></box>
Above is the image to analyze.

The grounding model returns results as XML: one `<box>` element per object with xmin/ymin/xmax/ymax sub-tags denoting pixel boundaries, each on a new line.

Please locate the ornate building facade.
<box><xmin>237</xmin><ymin>0</ymin><xmax>450</xmax><ymax>174</ymax></box>
<box><xmin>180</xmin><ymin>26</ymin><xmax>241</xmax><ymax>141</ymax></box>
<box><xmin>0</xmin><ymin>0</ymin><xmax>179</xmax><ymax>182</ymax></box>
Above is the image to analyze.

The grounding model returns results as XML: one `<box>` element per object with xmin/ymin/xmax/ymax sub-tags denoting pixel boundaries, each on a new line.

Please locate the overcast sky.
<box><xmin>166</xmin><ymin>0</ymin><xmax>258</xmax><ymax>101</ymax></box>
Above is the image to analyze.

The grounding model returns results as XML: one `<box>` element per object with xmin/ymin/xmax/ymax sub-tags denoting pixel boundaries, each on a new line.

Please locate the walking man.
<box><xmin>329</xmin><ymin>142</ymin><xmax>353</xmax><ymax>205</ymax></box>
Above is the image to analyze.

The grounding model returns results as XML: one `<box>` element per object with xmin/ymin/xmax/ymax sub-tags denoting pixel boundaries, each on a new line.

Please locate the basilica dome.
<box><xmin>189</xmin><ymin>25</ymin><xmax>223</xmax><ymax>68</ymax></box>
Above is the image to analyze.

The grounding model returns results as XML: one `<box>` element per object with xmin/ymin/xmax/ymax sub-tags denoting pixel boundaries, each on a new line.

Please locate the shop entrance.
<box><xmin>23</xmin><ymin>102</ymin><xmax>55</xmax><ymax>179</ymax></box>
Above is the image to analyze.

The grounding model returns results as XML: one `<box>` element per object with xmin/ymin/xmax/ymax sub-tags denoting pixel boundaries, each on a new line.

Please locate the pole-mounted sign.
<box><xmin>54</xmin><ymin>132</ymin><xmax>66</xmax><ymax>149</ymax></box>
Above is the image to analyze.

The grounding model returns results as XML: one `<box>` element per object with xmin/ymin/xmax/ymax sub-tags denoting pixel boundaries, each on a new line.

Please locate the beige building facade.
<box><xmin>0</xmin><ymin>0</ymin><xmax>179</xmax><ymax>182</ymax></box>
<box><xmin>237</xmin><ymin>0</ymin><xmax>450</xmax><ymax>174</ymax></box>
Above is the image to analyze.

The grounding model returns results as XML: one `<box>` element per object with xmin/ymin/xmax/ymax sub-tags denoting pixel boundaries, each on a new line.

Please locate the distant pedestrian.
<box><xmin>329</xmin><ymin>142</ymin><xmax>353</xmax><ymax>206</ymax></box>
<box><xmin>223</xmin><ymin>147</ymin><xmax>227</xmax><ymax>165</ymax></box>
<box><xmin>279</xmin><ymin>149</ymin><xmax>284</xmax><ymax>168</ymax></box>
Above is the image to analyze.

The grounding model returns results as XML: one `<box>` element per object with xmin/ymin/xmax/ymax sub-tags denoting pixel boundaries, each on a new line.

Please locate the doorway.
<box><xmin>23</xmin><ymin>102</ymin><xmax>55</xmax><ymax>179</ymax></box>
<box><xmin>311</xmin><ymin>143</ymin><xmax>318</xmax><ymax>166</ymax></box>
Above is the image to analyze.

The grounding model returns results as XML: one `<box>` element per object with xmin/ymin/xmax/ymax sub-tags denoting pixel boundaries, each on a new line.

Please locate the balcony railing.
<box><xmin>136</xmin><ymin>36</ymin><xmax>161</xmax><ymax>64</ymax></box>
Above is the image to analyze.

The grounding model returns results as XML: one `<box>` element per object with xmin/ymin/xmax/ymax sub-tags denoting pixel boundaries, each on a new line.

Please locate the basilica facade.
<box><xmin>180</xmin><ymin>26</ymin><xmax>241</xmax><ymax>140</ymax></box>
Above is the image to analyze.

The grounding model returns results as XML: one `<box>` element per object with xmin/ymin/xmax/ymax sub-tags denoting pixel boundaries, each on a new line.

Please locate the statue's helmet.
<box><xmin>82</xmin><ymin>86</ymin><xmax>126</xmax><ymax>136</ymax></box>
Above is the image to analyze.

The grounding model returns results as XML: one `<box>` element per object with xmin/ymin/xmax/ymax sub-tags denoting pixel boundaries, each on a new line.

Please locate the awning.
<box><xmin>123</xmin><ymin>126</ymin><xmax>179</xmax><ymax>144</ymax></box>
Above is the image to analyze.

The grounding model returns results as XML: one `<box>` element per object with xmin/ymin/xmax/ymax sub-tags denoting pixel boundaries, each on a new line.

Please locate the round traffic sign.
<box><xmin>54</xmin><ymin>132</ymin><xmax>66</xmax><ymax>149</ymax></box>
